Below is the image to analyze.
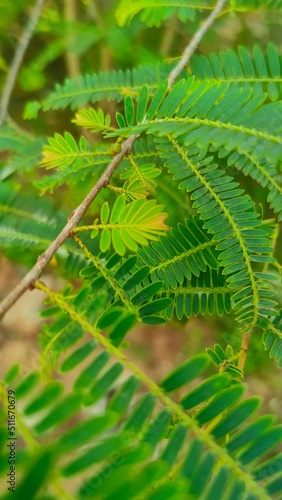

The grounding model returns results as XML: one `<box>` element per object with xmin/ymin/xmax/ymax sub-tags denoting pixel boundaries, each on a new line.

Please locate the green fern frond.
<box><xmin>139</xmin><ymin>217</ymin><xmax>218</xmax><ymax>287</ymax></box>
<box><xmin>0</xmin><ymin>124</ymin><xmax>44</xmax><ymax>179</ymax></box>
<box><xmin>223</xmin><ymin>150</ymin><xmax>282</xmax><ymax>221</ymax></box>
<box><xmin>74</xmin><ymin>195</ymin><xmax>168</xmax><ymax>256</ymax></box>
<box><xmin>0</xmin><ymin>182</ymin><xmax>83</xmax><ymax>263</ymax></box>
<box><xmin>110</xmin><ymin>78</ymin><xmax>282</xmax><ymax>163</ymax></box>
<box><xmin>36</xmin><ymin>136</ymin><xmax>159</xmax><ymax>195</ymax></box>
<box><xmin>262</xmin><ymin>310</ymin><xmax>282</xmax><ymax>367</ymax></box>
<box><xmin>3</xmin><ymin>316</ymin><xmax>282</xmax><ymax>499</ymax></box>
<box><xmin>120</xmin><ymin>156</ymin><xmax>161</xmax><ymax>195</ymax></box>
<box><xmin>155</xmin><ymin>136</ymin><xmax>278</xmax><ymax>331</ymax></box>
<box><xmin>30</xmin><ymin>63</ymin><xmax>172</xmax><ymax>114</ymax></box>
<box><xmin>165</xmin><ymin>267</ymin><xmax>233</xmax><ymax>320</ymax></box>
<box><xmin>190</xmin><ymin>44</ymin><xmax>282</xmax><ymax>101</ymax></box>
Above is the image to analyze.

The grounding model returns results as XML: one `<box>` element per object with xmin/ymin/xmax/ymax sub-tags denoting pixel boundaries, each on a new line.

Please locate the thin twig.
<box><xmin>0</xmin><ymin>0</ymin><xmax>45</xmax><ymax>126</ymax></box>
<box><xmin>167</xmin><ymin>0</ymin><xmax>228</xmax><ymax>87</ymax></box>
<box><xmin>238</xmin><ymin>331</ymin><xmax>251</xmax><ymax>371</ymax></box>
<box><xmin>64</xmin><ymin>0</ymin><xmax>81</xmax><ymax>81</ymax></box>
<box><xmin>0</xmin><ymin>0</ymin><xmax>228</xmax><ymax>320</ymax></box>
<box><xmin>0</xmin><ymin>136</ymin><xmax>136</xmax><ymax>319</ymax></box>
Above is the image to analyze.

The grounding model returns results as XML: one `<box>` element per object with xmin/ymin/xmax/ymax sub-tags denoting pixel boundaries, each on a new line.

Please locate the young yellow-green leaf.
<box><xmin>100</xmin><ymin>227</ymin><xmax>111</xmax><ymax>252</ymax></box>
<box><xmin>119</xmin><ymin>228</ymin><xmax>139</xmax><ymax>252</ymax></box>
<box><xmin>110</xmin><ymin>195</ymin><xmax>127</xmax><ymax>224</ymax></box>
<box><xmin>72</xmin><ymin>108</ymin><xmax>112</xmax><ymax>132</ymax></box>
<box><xmin>101</xmin><ymin>201</ymin><xmax>110</xmax><ymax>224</ymax></box>
<box><xmin>112</xmin><ymin>228</ymin><xmax>127</xmax><ymax>255</ymax></box>
<box><xmin>91</xmin><ymin>226</ymin><xmax>99</xmax><ymax>239</ymax></box>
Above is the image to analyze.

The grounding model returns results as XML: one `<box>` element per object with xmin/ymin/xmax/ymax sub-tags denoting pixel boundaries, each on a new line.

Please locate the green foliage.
<box><xmin>0</xmin><ymin>1</ymin><xmax>282</xmax><ymax>499</ymax></box>
<box><xmin>1</xmin><ymin>338</ymin><xmax>282</xmax><ymax>499</ymax></box>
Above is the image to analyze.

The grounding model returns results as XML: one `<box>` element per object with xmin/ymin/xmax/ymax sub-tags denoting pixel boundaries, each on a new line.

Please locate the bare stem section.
<box><xmin>167</xmin><ymin>0</ymin><xmax>228</xmax><ymax>87</ymax></box>
<box><xmin>238</xmin><ymin>331</ymin><xmax>251</xmax><ymax>371</ymax></box>
<box><xmin>0</xmin><ymin>0</ymin><xmax>45</xmax><ymax>126</ymax></box>
<box><xmin>0</xmin><ymin>0</ymin><xmax>228</xmax><ymax>320</ymax></box>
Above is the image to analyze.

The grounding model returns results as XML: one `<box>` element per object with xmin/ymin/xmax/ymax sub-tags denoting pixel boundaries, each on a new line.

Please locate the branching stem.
<box><xmin>0</xmin><ymin>0</ymin><xmax>228</xmax><ymax>320</ymax></box>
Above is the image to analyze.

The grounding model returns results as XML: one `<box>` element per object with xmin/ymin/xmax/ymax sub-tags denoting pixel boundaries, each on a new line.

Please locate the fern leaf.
<box><xmin>31</xmin><ymin>63</ymin><xmax>172</xmax><ymax>113</ymax></box>
<box><xmin>190</xmin><ymin>44</ymin><xmax>282</xmax><ymax>101</ymax></box>
<box><xmin>165</xmin><ymin>267</ymin><xmax>234</xmax><ymax>321</ymax></box>
<box><xmin>5</xmin><ymin>329</ymin><xmax>282</xmax><ymax>500</ymax></box>
<box><xmin>222</xmin><ymin>149</ymin><xmax>282</xmax><ymax>221</ymax></box>
<box><xmin>0</xmin><ymin>182</ymin><xmax>84</xmax><ymax>263</ymax></box>
<box><xmin>0</xmin><ymin>124</ymin><xmax>44</xmax><ymax>179</ymax></box>
<box><xmin>110</xmin><ymin>79</ymin><xmax>282</xmax><ymax>164</ymax></box>
<box><xmin>154</xmin><ymin>137</ymin><xmax>277</xmax><ymax>331</ymax></box>
<box><xmin>138</xmin><ymin>217</ymin><xmax>218</xmax><ymax>288</ymax></box>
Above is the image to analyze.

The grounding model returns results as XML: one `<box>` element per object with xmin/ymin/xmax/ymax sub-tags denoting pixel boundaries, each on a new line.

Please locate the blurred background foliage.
<box><xmin>0</xmin><ymin>0</ymin><xmax>281</xmax><ymax>415</ymax></box>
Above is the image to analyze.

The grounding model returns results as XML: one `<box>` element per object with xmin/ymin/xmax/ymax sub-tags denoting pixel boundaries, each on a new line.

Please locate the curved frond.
<box><xmin>222</xmin><ymin>149</ymin><xmax>282</xmax><ymax>220</ymax></box>
<box><xmin>138</xmin><ymin>217</ymin><xmax>218</xmax><ymax>286</ymax></box>
<box><xmin>191</xmin><ymin>44</ymin><xmax>282</xmax><ymax>101</ymax></box>
<box><xmin>154</xmin><ymin>137</ymin><xmax>278</xmax><ymax>331</ymax></box>
<box><xmin>0</xmin><ymin>124</ymin><xmax>44</xmax><ymax>179</ymax></box>
<box><xmin>0</xmin><ymin>182</ymin><xmax>83</xmax><ymax>263</ymax></box>
<box><xmin>110</xmin><ymin>78</ymin><xmax>282</xmax><ymax>164</ymax></box>
<box><xmin>3</xmin><ymin>316</ymin><xmax>282</xmax><ymax>500</ymax></box>
<box><xmin>32</xmin><ymin>63</ymin><xmax>172</xmax><ymax>113</ymax></box>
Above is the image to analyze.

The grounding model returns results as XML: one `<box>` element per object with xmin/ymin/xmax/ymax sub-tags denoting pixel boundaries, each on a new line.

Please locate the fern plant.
<box><xmin>0</xmin><ymin>0</ymin><xmax>282</xmax><ymax>499</ymax></box>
